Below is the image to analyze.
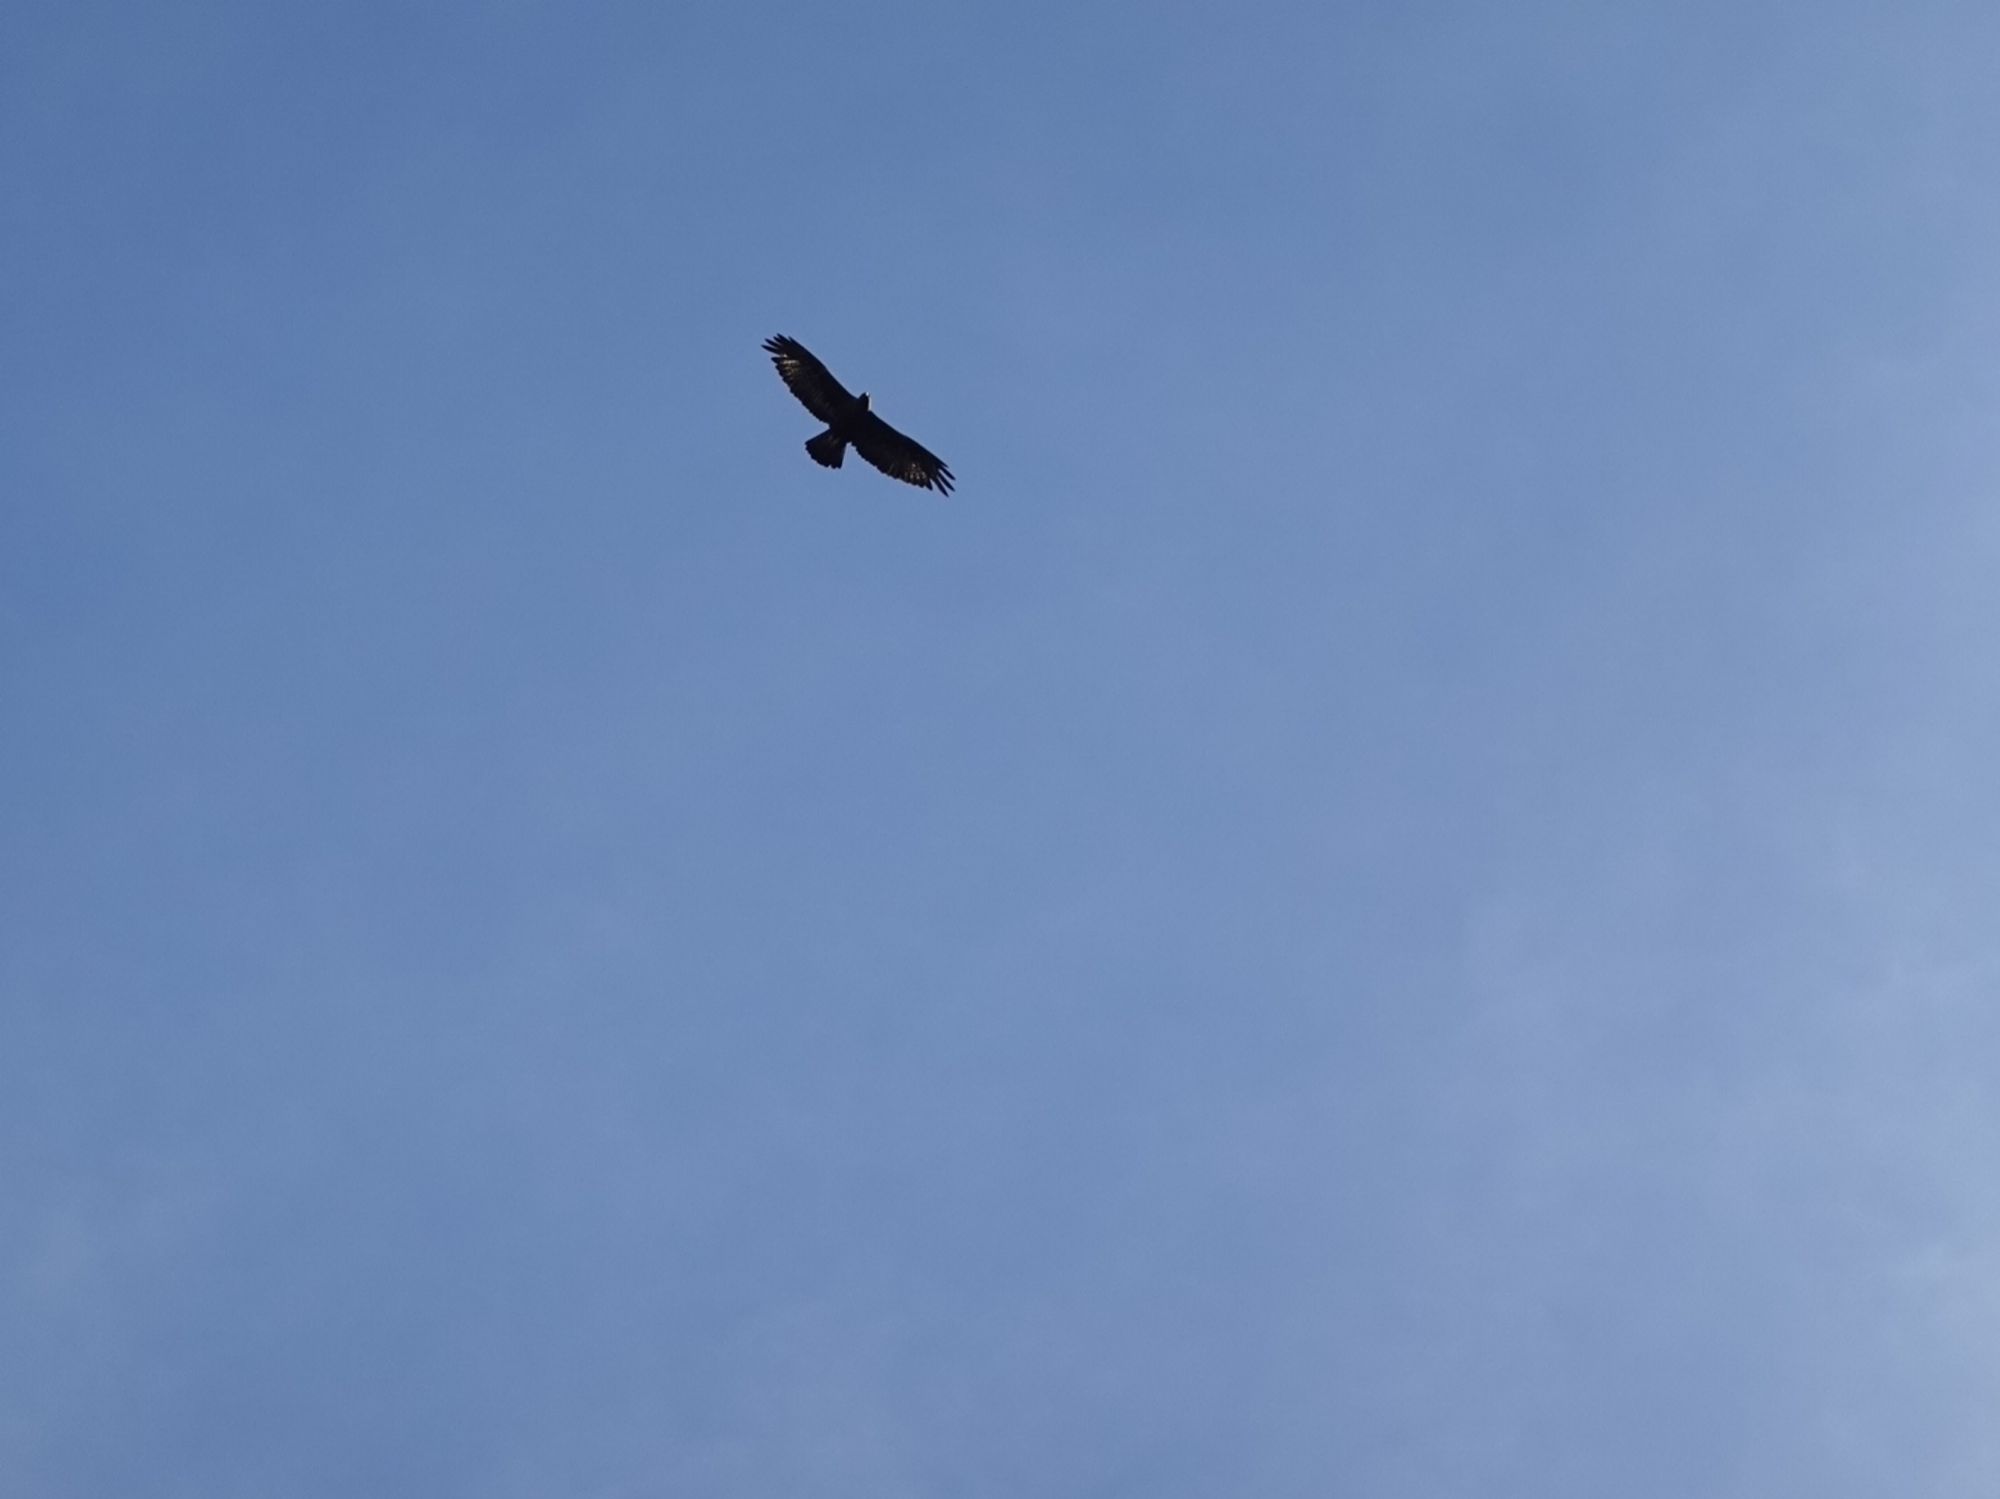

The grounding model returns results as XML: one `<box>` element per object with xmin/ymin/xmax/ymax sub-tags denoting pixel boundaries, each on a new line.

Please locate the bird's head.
<box><xmin>856</xmin><ymin>392</ymin><xmax>871</xmax><ymax>411</ymax></box>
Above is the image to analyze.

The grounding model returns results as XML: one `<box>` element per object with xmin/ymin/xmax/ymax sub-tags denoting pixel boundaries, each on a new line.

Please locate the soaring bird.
<box><xmin>762</xmin><ymin>335</ymin><xmax>955</xmax><ymax>496</ymax></box>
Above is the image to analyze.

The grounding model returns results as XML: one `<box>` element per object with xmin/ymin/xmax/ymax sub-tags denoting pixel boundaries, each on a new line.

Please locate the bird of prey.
<box><xmin>762</xmin><ymin>335</ymin><xmax>955</xmax><ymax>496</ymax></box>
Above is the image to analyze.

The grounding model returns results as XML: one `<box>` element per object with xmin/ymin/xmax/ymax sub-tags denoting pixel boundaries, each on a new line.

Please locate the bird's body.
<box><xmin>802</xmin><ymin>390</ymin><xmax>869</xmax><ymax>470</ymax></box>
<box><xmin>762</xmin><ymin>335</ymin><xmax>954</xmax><ymax>495</ymax></box>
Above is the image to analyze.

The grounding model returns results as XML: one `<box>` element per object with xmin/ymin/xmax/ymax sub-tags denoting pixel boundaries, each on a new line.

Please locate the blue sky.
<box><xmin>6</xmin><ymin>1</ymin><xmax>2000</xmax><ymax>1494</ymax></box>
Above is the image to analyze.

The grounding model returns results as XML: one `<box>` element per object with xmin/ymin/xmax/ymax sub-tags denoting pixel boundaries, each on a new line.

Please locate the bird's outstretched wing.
<box><xmin>762</xmin><ymin>335</ymin><xmax>855</xmax><ymax>423</ymax></box>
<box><xmin>851</xmin><ymin>411</ymin><xmax>955</xmax><ymax>496</ymax></box>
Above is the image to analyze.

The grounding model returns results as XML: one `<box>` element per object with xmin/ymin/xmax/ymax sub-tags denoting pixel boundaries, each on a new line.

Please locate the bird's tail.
<box><xmin>805</xmin><ymin>429</ymin><xmax>846</xmax><ymax>469</ymax></box>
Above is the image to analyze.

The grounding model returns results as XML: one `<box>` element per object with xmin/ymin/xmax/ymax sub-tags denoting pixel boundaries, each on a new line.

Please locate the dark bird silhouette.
<box><xmin>762</xmin><ymin>335</ymin><xmax>955</xmax><ymax>496</ymax></box>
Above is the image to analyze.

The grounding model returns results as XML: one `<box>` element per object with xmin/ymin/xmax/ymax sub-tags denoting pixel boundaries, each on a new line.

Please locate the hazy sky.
<box><xmin>6</xmin><ymin>2</ymin><xmax>2000</xmax><ymax>1495</ymax></box>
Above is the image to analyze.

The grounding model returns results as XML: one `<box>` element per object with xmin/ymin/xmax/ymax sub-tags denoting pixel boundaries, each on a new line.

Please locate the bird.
<box><xmin>762</xmin><ymin>335</ymin><xmax>955</xmax><ymax>496</ymax></box>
